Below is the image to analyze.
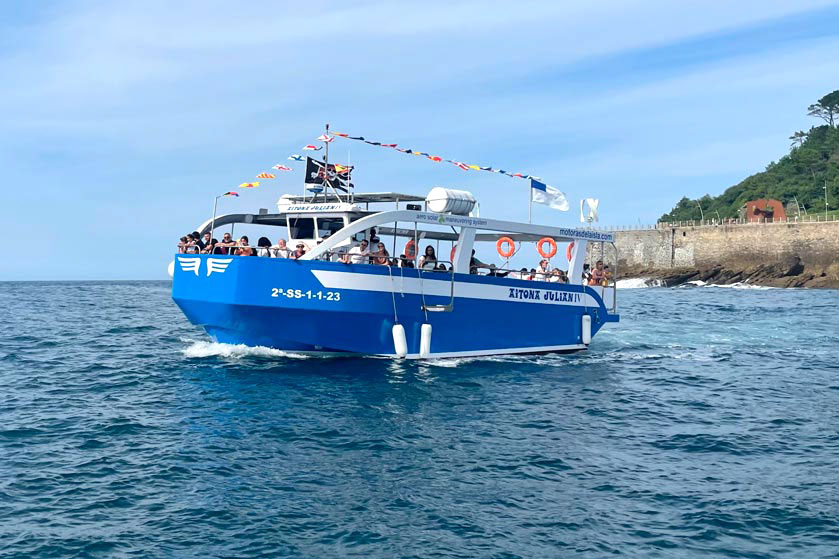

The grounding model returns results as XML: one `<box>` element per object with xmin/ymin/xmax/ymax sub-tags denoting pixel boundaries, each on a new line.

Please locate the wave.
<box><xmin>616</xmin><ymin>278</ymin><xmax>663</xmax><ymax>289</ymax></box>
<box><xmin>181</xmin><ymin>340</ymin><xmax>311</xmax><ymax>359</ymax></box>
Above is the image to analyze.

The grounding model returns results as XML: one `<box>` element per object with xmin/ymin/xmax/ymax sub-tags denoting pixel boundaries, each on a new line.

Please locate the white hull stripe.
<box><xmin>311</xmin><ymin>270</ymin><xmax>601</xmax><ymax>308</ymax></box>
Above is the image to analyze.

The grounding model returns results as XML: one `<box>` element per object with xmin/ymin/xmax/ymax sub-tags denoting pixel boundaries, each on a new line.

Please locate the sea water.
<box><xmin>1</xmin><ymin>281</ymin><xmax>838</xmax><ymax>558</ymax></box>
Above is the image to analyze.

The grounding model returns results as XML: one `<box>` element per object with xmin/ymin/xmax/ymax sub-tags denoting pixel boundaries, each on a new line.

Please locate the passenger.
<box><xmin>204</xmin><ymin>238</ymin><xmax>218</xmax><ymax>254</ymax></box>
<box><xmin>536</xmin><ymin>259</ymin><xmax>551</xmax><ymax>280</ymax></box>
<box><xmin>559</xmin><ymin>269</ymin><xmax>569</xmax><ymax>283</ymax></box>
<box><xmin>418</xmin><ymin>246</ymin><xmax>437</xmax><ymax>270</ymax></box>
<box><xmin>470</xmin><ymin>249</ymin><xmax>487</xmax><ymax>274</ymax></box>
<box><xmin>193</xmin><ymin>231</ymin><xmax>205</xmax><ymax>251</ymax></box>
<box><xmin>434</xmin><ymin>263</ymin><xmax>448</xmax><ymax>272</ymax></box>
<box><xmin>271</xmin><ymin>239</ymin><xmax>290</xmax><ymax>258</ymax></box>
<box><xmin>487</xmin><ymin>263</ymin><xmax>503</xmax><ymax>277</ymax></box>
<box><xmin>582</xmin><ymin>263</ymin><xmax>592</xmax><ymax>283</ymax></box>
<box><xmin>201</xmin><ymin>232</ymin><xmax>211</xmax><ymax>250</ymax></box>
<box><xmin>528</xmin><ymin>268</ymin><xmax>537</xmax><ymax>281</ymax></box>
<box><xmin>184</xmin><ymin>233</ymin><xmax>198</xmax><ymax>253</ymax></box>
<box><xmin>344</xmin><ymin>239</ymin><xmax>369</xmax><ymax>264</ymax></box>
<box><xmin>603</xmin><ymin>265</ymin><xmax>612</xmax><ymax>286</ymax></box>
<box><xmin>256</xmin><ymin>236</ymin><xmax>273</xmax><ymax>257</ymax></box>
<box><xmin>368</xmin><ymin>227</ymin><xmax>380</xmax><ymax>246</ymax></box>
<box><xmin>291</xmin><ymin>242</ymin><xmax>307</xmax><ymax>259</ymax></box>
<box><xmin>177</xmin><ymin>236</ymin><xmax>188</xmax><ymax>253</ymax></box>
<box><xmin>549</xmin><ymin>268</ymin><xmax>562</xmax><ymax>283</ymax></box>
<box><xmin>372</xmin><ymin>242</ymin><xmax>390</xmax><ymax>265</ymax></box>
<box><xmin>590</xmin><ymin>260</ymin><xmax>605</xmax><ymax>285</ymax></box>
<box><xmin>399</xmin><ymin>254</ymin><xmax>415</xmax><ymax>268</ymax></box>
<box><xmin>235</xmin><ymin>236</ymin><xmax>254</xmax><ymax>256</ymax></box>
<box><xmin>216</xmin><ymin>232</ymin><xmax>236</xmax><ymax>255</ymax></box>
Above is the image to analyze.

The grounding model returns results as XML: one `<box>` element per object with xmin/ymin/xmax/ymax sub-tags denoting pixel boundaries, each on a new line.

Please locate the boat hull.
<box><xmin>171</xmin><ymin>255</ymin><xmax>618</xmax><ymax>358</ymax></box>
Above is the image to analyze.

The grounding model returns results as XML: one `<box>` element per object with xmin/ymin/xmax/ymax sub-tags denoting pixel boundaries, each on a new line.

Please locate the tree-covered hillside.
<box><xmin>660</xmin><ymin>90</ymin><xmax>839</xmax><ymax>222</ymax></box>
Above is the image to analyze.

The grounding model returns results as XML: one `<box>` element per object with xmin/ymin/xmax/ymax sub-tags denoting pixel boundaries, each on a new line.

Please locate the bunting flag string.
<box><xmin>222</xmin><ymin>191</ymin><xmax>239</xmax><ymax>197</ymax></box>
<box><xmin>256</xmin><ymin>172</ymin><xmax>275</xmax><ymax>179</ymax></box>
<box><xmin>272</xmin><ymin>164</ymin><xmax>292</xmax><ymax>171</ymax></box>
<box><xmin>302</xmin><ymin>144</ymin><xmax>322</xmax><ymax>151</ymax></box>
<box><xmin>239</xmin><ymin>182</ymin><xmax>259</xmax><ymax>188</ymax></box>
<box><xmin>330</xmin><ymin>130</ymin><xmax>540</xmax><ymax>181</ymax></box>
<box><xmin>288</xmin><ymin>155</ymin><xmax>305</xmax><ymax>161</ymax></box>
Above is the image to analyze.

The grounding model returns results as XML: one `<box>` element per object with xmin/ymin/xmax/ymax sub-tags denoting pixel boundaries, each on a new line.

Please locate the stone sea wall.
<box><xmin>597</xmin><ymin>221</ymin><xmax>839</xmax><ymax>288</ymax></box>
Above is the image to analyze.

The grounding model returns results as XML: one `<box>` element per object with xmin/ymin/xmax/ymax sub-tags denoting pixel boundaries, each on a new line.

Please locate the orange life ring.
<box><xmin>450</xmin><ymin>245</ymin><xmax>457</xmax><ymax>262</ymax></box>
<box><xmin>537</xmin><ymin>237</ymin><xmax>557</xmax><ymax>259</ymax></box>
<box><xmin>566</xmin><ymin>241</ymin><xmax>575</xmax><ymax>261</ymax></box>
<box><xmin>404</xmin><ymin>239</ymin><xmax>417</xmax><ymax>260</ymax></box>
<box><xmin>496</xmin><ymin>236</ymin><xmax>515</xmax><ymax>258</ymax></box>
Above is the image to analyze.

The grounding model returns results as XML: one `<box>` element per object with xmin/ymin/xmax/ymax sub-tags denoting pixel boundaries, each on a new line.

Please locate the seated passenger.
<box><xmin>271</xmin><ymin>239</ymin><xmax>290</xmax><ymax>258</ymax></box>
<box><xmin>177</xmin><ymin>236</ymin><xmax>188</xmax><ymax>253</ymax></box>
<box><xmin>418</xmin><ymin>246</ymin><xmax>437</xmax><ymax>270</ymax></box>
<box><xmin>291</xmin><ymin>242</ymin><xmax>307</xmax><ymax>259</ymax></box>
<box><xmin>398</xmin><ymin>254</ymin><xmax>415</xmax><ymax>268</ymax></box>
<box><xmin>590</xmin><ymin>260</ymin><xmax>605</xmax><ymax>285</ymax></box>
<box><xmin>434</xmin><ymin>263</ymin><xmax>448</xmax><ymax>272</ymax></box>
<box><xmin>202</xmin><ymin>232</ymin><xmax>212</xmax><ymax>249</ymax></box>
<box><xmin>216</xmin><ymin>232</ymin><xmax>236</xmax><ymax>255</ymax></box>
<box><xmin>372</xmin><ymin>242</ymin><xmax>390</xmax><ymax>266</ymax></box>
<box><xmin>256</xmin><ymin>236</ymin><xmax>273</xmax><ymax>257</ymax></box>
<box><xmin>235</xmin><ymin>236</ymin><xmax>254</xmax><ymax>256</ymax></box>
<box><xmin>582</xmin><ymin>263</ymin><xmax>591</xmax><ymax>283</ymax></box>
<box><xmin>528</xmin><ymin>268</ymin><xmax>537</xmax><ymax>280</ymax></box>
<box><xmin>344</xmin><ymin>239</ymin><xmax>369</xmax><ymax>264</ymax></box>
<box><xmin>549</xmin><ymin>268</ymin><xmax>562</xmax><ymax>283</ymax></box>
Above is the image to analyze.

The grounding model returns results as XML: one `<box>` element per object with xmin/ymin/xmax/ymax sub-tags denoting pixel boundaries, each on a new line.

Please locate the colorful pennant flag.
<box><xmin>239</xmin><ymin>182</ymin><xmax>259</xmax><ymax>188</ymax></box>
<box><xmin>288</xmin><ymin>154</ymin><xmax>304</xmax><ymax>161</ymax></box>
<box><xmin>325</xmin><ymin>129</ymin><xmax>555</xmax><ymax>193</ymax></box>
<box><xmin>272</xmin><ymin>164</ymin><xmax>292</xmax><ymax>171</ymax></box>
<box><xmin>223</xmin><ymin>191</ymin><xmax>239</xmax><ymax>197</ymax></box>
<box><xmin>256</xmin><ymin>172</ymin><xmax>275</xmax><ymax>179</ymax></box>
<box><xmin>316</xmin><ymin>134</ymin><xmax>334</xmax><ymax>143</ymax></box>
<box><xmin>302</xmin><ymin>144</ymin><xmax>322</xmax><ymax>151</ymax></box>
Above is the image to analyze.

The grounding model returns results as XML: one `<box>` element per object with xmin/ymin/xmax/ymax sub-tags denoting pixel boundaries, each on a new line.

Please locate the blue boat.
<box><xmin>172</xmin><ymin>189</ymin><xmax>619</xmax><ymax>358</ymax></box>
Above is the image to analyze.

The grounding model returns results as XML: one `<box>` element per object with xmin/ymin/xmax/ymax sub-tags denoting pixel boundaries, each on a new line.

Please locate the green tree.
<box><xmin>808</xmin><ymin>90</ymin><xmax>839</xmax><ymax>127</ymax></box>
<box><xmin>789</xmin><ymin>130</ymin><xmax>808</xmax><ymax>149</ymax></box>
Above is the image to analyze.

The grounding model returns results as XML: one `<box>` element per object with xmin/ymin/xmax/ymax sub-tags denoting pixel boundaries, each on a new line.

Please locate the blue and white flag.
<box><xmin>531</xmin><ymin>179</ymin><xmax>569</xmax><ymax>211</ymax></box>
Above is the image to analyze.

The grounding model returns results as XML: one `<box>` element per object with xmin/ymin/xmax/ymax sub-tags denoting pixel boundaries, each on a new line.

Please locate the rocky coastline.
<box><xmin>617</xmin><ymin>256</ymin><xmax>839</xmax><ymax>289</ymax></box>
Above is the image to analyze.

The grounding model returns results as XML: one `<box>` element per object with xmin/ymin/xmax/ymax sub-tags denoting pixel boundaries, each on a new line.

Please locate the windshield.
<box><xmin>288</xmin><ymin>217</ymin><xmax>315</xmax><ymax>239</ymax></box>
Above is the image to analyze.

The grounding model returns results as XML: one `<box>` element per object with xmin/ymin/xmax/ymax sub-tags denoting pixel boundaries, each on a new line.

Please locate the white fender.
<box><xmin>419</xmin><ymin>323</ymin><xmax>432</xmax><ymax>358</ymax></box>
<box><xmin>581</xmin><ymin>315</ymin><xmax>592</xmax><ymax>345</ymax></box>
<box><xmin>392</xmin><ymin>324</ymin><xmax>407</xmax><ymax>358</ymax></box>
<box><xmin>167</xmin><ymin>260</ymin><xmax>175</xmax><ymax>278</ymax></box>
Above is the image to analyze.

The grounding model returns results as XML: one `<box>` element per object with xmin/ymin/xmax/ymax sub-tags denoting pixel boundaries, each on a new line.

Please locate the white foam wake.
<box><xmin>705</xmin><ymin>282</ymin><xmax>775</xmax><ymax>290</ymax></box>
<box><xmin>181</xmin><ymin>340</ymin><xmax>310</xmax><ymax>359</ymax></box>
<box><xmin>616</xmin><ymin>278</ymin><xmax>663</xmax><ymax>289</ymax></box>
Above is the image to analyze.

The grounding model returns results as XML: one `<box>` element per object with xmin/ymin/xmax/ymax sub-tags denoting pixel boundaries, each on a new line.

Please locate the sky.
<box><xmin>2</xmin><ymin>0</ymin><xmax>839</xmax><ymax>280</ymax></box>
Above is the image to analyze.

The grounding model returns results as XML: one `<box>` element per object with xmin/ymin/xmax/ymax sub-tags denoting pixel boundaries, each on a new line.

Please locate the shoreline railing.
<box><xmin>588</xmin><ymin>213</ymin><xmax>839</xmax><ymax>232</ymax></box>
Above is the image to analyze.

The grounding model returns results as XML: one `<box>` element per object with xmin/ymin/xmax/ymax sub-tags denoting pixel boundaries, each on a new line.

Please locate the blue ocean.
<box><xmin>1</xmin><ymin>281</ymin><xmax>838</xmax><ymax>558</ymax></box>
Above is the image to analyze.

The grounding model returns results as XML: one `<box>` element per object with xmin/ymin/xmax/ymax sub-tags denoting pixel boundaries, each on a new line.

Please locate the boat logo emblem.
<box><xmin>206</xmin><ymin>258</ymin><xmax>232</xmax><ymax>276</ymax></box>
<box><xmin>176</xmin><ymin>257</ymin><xmax>233</xmax><ymax>276</ymax></box>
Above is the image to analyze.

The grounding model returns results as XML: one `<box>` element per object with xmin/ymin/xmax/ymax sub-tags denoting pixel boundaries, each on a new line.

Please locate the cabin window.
<box><xmin>288</xmin><ymin>217</ymin><xmax>315</xmax><ymax>239</ymax></box>
<box><xmin>317</xmin><ymin>217</ymin><xmax>346</xmax><ymax>238</ymax></box>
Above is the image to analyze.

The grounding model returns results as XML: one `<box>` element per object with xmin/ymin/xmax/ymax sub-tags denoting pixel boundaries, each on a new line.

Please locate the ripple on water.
<box><xmin>0</xmin><ymin>281</ymin><xmax>838</xmax><ymax>558</ymax></box>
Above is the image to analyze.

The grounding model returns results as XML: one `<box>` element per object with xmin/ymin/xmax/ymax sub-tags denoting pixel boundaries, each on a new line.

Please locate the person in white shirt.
<box><xmin>271</xmin><ymin>239</ymin><xmax>291</xmax><ymax>258</ymax></box>
<box><xmin>536</xmin><ymin>259</ymin><xmax>551</xmax><ymax>281</ymax></box>
<box><xmin>344</xmin><ymin>239</ymin><xmax>369</xmax><ymax>264</ymax></box>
